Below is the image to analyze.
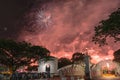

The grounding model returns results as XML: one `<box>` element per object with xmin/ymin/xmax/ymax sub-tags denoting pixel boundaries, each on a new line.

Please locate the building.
<box><xmin>58</xmin><ymin>62</ymin><xmax>85</xmax><ymax>78</ymax></box>
<box><xmin>38</xmin><ymin>55</ymin><xmax>120</xmax><ymax>80</ymax></box>
<box><xmin>38</xmin><ymin>56</ymin><xmax>58</xmax><ymax>77</ymax></box>
<box><xmin>91</xmin><ymin>60</ymin><xmax>120</xmax><ymax>80</ymax></box>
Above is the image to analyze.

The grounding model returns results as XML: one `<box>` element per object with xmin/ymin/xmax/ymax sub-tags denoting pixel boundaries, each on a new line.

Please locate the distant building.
<box><xmin>91</xmin><ymin>60</ymin><xmax>120</xmax><ymax>80</ymax></box>
<box><xmin>38</xmin><ymin>56</ymin><xmax>120</xmax><ymax>80</ymax></box>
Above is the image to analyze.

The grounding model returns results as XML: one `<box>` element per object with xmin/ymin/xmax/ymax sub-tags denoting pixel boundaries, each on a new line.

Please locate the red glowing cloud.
<box><xmin>18</xmin><ymin>0</ymin><xmax>120</xmax><ymax>63</ymax></box>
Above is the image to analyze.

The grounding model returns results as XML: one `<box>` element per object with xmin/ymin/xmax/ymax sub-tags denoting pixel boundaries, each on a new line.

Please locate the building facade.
<box><xmin>38</xmin><ymin>56</ymin><xmax>58</xmax><ymax>77</ymax></box>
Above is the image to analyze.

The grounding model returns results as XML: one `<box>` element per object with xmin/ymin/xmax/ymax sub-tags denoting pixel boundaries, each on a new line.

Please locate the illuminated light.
<box><xmin>102</xmin><ymin>74</ymin><xmax>116</xmax><ymax>78</ymax></box>
<box><xmin>1</xmin><ymin>71</ymin><xmax>11</xmax><ymax>75</ymax></box>
<box><xmin>92</xmin><ymin>60</ymin><xmax>120</xmax><ymax>80</ymax></box>
<box><xmin>46</xmin><ymin>64</ymin><xmax>50</xmax><ymax>67</ymax></box>
<box><xmin>101</xmin><ymin>62</ymin><xmax>119</xmax><ymax>79</ymax></box>
<box><xmin>106</xmin><ymin>63</ymin><xmax>109</xmax><ymax>68</ymax></box>
<box><xmin>101</xmin><ymin>62</ymin><xmax>116</xmax><ymax>78</ymax></box>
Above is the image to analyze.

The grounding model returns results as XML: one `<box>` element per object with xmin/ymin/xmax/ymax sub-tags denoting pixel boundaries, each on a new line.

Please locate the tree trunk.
<box><xmin>8</xmin><ymin>66</ymin><xmax>13</xmax><ymax>74</ymax></box>
<box><xmin>9</xmin><ymin>66</ymin><xmax>18</xmax><ymax>80</ymax></box>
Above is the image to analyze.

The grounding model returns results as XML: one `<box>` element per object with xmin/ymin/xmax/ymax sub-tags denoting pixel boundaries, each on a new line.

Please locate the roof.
<box><xmin>40</xmin><ymin>56</ymin><xmax>58</xmax><ymax>61</ymax></box>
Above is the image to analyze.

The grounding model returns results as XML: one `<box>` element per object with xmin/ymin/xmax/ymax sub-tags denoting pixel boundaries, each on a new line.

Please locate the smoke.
<box><xmin>18</xmin><ymin>0</ymin><xmax>120</xmax><ymax>64</ymax></box>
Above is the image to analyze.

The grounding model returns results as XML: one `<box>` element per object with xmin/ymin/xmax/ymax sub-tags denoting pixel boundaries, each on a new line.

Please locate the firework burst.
<box><xmin>36</xmin><ymin>10</ymin><xmax>52</xmax><ymax>28</ymax></box>
<box><xmin>19</xmin><ymin>0</ymin><xmax>120</xmax><ymax>64</ymax></box>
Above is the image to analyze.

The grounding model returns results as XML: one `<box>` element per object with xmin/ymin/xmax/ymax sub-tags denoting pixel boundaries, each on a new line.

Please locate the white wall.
<box><xmin>38</xmin><ymin>58</ymin><xmax>58</xmax><ymax>74</ymax></box>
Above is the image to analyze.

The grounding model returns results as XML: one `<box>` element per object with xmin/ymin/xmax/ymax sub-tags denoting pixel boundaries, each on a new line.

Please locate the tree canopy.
<box><xmin>0</xmin><ymin>39</ymin><xmax>50</xmax><ymax>73</ymax></box>
<box><xmin>71</xmin><ymin>52</ymin><xmax>85</xmax><ymax>64</ymax></box>
<box><xmin>113</xmin><ymin>49</ymin><xmax>120</xmax><ymax>63</ymax></box>
<box><xmin>58</xmin><ymin>52</ymin><xmax>85</xmax><ymax>68</ymax></box>
<box><xmin>58</xmin><ymin>57</ymin><xmax>72</xmax><ymax>69</ymax></box>
<box><xmin>26</xmin><ymin>65</ymin><xmax>38</xmax><ymax>71</ymax></box>
<box><xmin>92</xmin><ymin>8</ymin><xmax>120</xmax><ymax>46</ymax></box>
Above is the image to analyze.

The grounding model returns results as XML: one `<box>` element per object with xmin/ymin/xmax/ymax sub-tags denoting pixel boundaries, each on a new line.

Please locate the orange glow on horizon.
<box><xmin>51</xmin><ymin>50</ymin><xmax>114</xmax><ymax>64</ymax></box>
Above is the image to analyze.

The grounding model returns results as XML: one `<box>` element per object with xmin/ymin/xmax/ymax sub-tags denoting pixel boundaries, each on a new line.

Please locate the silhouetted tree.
<box><xmin>71</xmin><ymin>52</ymin><xmax>85</xmax><ymax>64</ymax></box>
<box><xmin>58</xmin><ymin>57</ymin><xmax>72</xmax><ymax>69</ymax></box>
<box><xmin>29</xmin><ymin>46</ymin><xmax>50</xmax><ymax>62</ymax></box>
<box><xmin>92</xmin><ymin>8</ymin><xmax>120</xmax><ymax>46</ymax></box>
<box><xmin>0</xmin><ymin>39</ymin><xmax>50</xmax><ymax>73</ymax></box>
<box><xmin>26</xmin><ymin>65</ymin><xmax>38</xmax><ymax>71</ymax></box>
<box><xmin>113</xmin><ymin>49</ymin><xmax>120</xmax><ymax>63</ymax></box>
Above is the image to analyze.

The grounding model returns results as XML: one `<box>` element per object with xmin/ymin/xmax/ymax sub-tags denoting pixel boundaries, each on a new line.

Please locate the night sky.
<box><xmin>0</xmin><ymin>0</ymin><xmax>36</xmax><ymax>38</ymax></box>
<box><xmin>0</xmin><ymin>0</ymin><xmax>120</xmax><ymax>63</ymax></box>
